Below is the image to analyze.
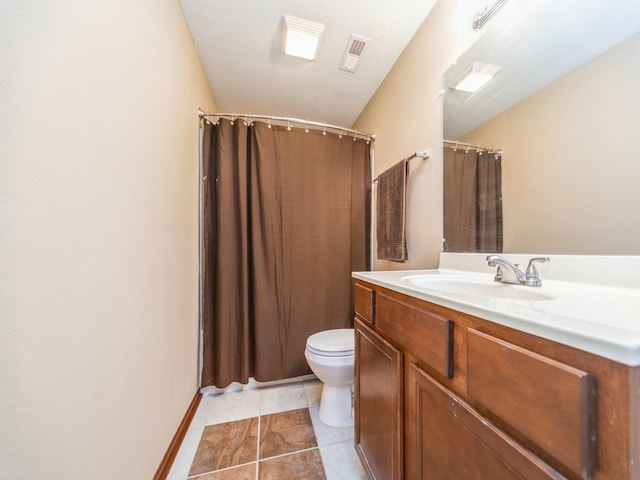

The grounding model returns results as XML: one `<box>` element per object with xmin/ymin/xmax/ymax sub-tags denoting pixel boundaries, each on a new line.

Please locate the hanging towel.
<box><xmin>376</xmin><ymin>159</ymin><xmax>409</xmax><ymax>262</ymax></box>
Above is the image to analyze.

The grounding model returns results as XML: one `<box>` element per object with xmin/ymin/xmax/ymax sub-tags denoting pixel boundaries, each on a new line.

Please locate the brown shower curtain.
<box><xmin>201</xmin><ymin>118</ymin><xmax>371</xmax><ymax>388</ymax></box>
<box><xmin>443</xmin><ymin>147</ymin><xmax>502</xmax><ymax>252</ymax></box>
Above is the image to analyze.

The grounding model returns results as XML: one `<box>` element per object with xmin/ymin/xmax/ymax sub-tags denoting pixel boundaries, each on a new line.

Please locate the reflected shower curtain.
<box><xmin>443</xmin><ymin>148</ymin><xmax>502</xmax><ymax>252</ymax></box>
<box><xmin>201</xmin><ymin>118</ymin><xmax>371</xmax><ymax>388</ymax></box>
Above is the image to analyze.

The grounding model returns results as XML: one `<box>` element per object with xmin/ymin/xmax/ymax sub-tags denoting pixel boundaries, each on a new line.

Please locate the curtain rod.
<box><xmin>443</xmin><ymin>139</ymin><xmax>502</xmax><ymax>153</ymax></box>
<box><xmin>197</xmin><ymin>109</ymin><xmax>375</xmax><ymax>142</ymax></box>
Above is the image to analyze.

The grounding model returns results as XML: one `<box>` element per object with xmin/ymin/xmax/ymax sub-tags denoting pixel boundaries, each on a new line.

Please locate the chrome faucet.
<box><xmin>486</xmin><ymin>255</ymin><xmax>550</xmax><ymax>287</ymax></box>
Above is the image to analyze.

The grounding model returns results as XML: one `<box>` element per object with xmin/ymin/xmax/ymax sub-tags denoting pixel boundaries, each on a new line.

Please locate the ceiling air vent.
<box><xmin>339</xmin><ymin>34</ymin><xmax>371</xmax><ymax>73</ymax></box>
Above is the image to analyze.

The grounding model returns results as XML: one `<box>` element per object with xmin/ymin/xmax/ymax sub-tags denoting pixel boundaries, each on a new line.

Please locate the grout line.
<box><xmin>259</xmin><ymin>445</ymin><xmax>322</xmax><ymax>463</ymax></box>
<box><xmin>315</xmin><ymin>438</ymin><xmax>356</xmax><ymax>448</ymax></box>
<box><xmin>256</xmin><ymin>396</ymin><xmax>261</xmax><ymax>480</ymax></box>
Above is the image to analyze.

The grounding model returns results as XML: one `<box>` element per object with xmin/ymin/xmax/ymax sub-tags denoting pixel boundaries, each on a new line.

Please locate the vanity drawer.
<box><xmin>377</xmin><ymin>293</ymin><xmax>453</xmax><ymax>379</ymax></box>
<box><xmin>467</xmin><ymin>328</ymin><xmax>596</xmax><ymax>479</ymax></box>
<box><xmin>354</xmin><ymin>282</ymin><xmax>375</xmax><ymax>325</ymax></box>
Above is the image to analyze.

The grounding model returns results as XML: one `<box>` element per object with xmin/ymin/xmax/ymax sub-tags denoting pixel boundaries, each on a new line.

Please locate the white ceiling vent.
<box><xmin>339</xmin><ymin>34</ymin><xmax>371</xmax><ymax>73</ymax></box>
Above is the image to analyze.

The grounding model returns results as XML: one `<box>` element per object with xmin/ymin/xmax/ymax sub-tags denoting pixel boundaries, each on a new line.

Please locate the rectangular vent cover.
<box><xmin>349</xmin><ymin>39</ymin><xmax>367</xmax><ymax>56</ymax></box>
<box><xmin>339</xmin><ymin>34</ymin><xmax>371</xmax><ymax>73</ymax></box>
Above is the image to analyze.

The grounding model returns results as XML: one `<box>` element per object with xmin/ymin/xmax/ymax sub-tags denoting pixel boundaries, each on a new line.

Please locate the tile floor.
<box><xmin>167</xmin><ymin>379</ymin><xmax>367</xmax><ymax>480</ymax></box>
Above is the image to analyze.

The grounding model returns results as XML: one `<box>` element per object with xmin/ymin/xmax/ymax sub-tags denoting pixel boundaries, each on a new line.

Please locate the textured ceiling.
<box><xmin>180</xmin><ymin>0</ymin><xmax>437</xmax><ymax>127</ymax></box>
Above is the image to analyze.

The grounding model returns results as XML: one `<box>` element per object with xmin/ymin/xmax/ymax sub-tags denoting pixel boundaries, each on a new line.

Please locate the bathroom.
<box><xmin>2</xmin><ymin>0</ymin><xmax>640</xmax><ymax>479</ymax></box>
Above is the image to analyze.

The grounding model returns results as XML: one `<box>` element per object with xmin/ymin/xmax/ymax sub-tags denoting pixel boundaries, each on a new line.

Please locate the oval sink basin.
<box><xmin>404</xmin><ymin>276</ymin><xmax>554</xmax><ymax>301</ymax></box>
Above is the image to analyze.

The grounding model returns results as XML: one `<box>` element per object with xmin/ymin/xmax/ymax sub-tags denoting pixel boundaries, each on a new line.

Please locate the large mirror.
<box><xmin>443</xmin><ymin>0</ymin><xmax>640</xmax><ymax>254</ymax></box>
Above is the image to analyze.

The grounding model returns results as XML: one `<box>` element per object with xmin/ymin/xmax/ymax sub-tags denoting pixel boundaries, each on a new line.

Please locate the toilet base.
<box><xmin>319</xmin><ymin>384</ymin><xmax>354</xmax><ymax>428</ymax></box>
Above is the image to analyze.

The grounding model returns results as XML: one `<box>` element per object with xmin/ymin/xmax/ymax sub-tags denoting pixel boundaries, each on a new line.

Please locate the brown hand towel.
<box><xmin>376</xmin><ymin>159</ymin><xmax>409</xmax><ymax>262</ymax></box>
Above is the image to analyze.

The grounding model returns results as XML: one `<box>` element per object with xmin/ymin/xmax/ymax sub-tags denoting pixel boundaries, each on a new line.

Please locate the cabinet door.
<box><xmin>355</xmin><ymin>319</ymin><xmax>403</xmax><ymax>480</ymax></box>
<box><xmin>404</xmin><ymin>362</ymin><xmax>565</xmax><ymax>480</ymax></box>
<box><xmin>467</xmin><ymin>329</ymin><xmax>595</xmax><ymax>478</ymax></box>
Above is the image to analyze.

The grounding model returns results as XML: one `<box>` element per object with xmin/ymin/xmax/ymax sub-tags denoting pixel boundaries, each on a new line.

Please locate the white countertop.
<box><xmin>353</xmin><ymin>254</ymin><xmax>640</xmax><ymax>366</ymax></box>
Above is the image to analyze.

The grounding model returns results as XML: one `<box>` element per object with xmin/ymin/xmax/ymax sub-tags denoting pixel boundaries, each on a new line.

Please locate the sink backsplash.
<box><xmin>439</xmin><ymin>253</ymin><xmax>640</xmax><ymax>290</ymax></box>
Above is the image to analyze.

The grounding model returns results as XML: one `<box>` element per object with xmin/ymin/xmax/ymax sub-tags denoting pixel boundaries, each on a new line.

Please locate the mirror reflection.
<box><xmin>443</xmin><ymin>1</ymin><xmax>640</xmax><ymax>254</ymax></box>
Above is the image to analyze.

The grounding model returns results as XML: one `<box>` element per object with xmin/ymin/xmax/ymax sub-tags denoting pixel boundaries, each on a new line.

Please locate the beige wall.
<box><xmin>463</xmin><ymin>33</ymin><xmax>640</xmax><ymax>254</ymax></box>
<box><xmin>0</xmin><ymin>1</ymin><xmax>216</xmax><ymax>478</ymax></box>
<box><xmin>354</xmin><ymin>0</ymin><xmax>486</xmax><ymax>270</ymax></box>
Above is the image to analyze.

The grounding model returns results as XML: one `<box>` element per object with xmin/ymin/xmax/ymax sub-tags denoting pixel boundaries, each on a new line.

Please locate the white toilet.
<box><xmin>304</xmin><ymin>328</ymin><xmax>355</xmax><ymax>428</ymax></box>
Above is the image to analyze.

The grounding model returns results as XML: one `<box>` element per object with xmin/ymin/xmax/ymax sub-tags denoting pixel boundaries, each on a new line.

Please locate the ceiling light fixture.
<box><xmin>472</xmin><ymin>0</ymin><xmax>509</xmax><ymax>30</ymax></box>
<box><xmin>451</xmin><ymin>62</ymin><xmax>501</xmax><ymax>93</ymax></box>
<box><xmin>282</xmin><ymin>15</ymin><xmax>325</xmax><ymax>60</ymax></box>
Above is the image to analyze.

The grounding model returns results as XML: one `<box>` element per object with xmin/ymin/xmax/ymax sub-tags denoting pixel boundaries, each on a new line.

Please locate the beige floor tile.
<box><xmin>320</xmin><ymin>441</ymin><xmax>367</xmax><ymax>480</ymax></box>
<box><xmin>259</xmin><ymin>382</ymin><xmax>308</xmax><ymax>415</ymax></box>
<box><xmin>191</xmin><ymin>389</ymin><xmax>261</xmax><ymax>427</ymax></box>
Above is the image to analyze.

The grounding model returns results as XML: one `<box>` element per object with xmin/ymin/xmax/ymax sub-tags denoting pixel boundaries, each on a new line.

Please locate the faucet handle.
<box><xmin>525</xmin><ymin>257</ymin><xmax>550</xmax><ymax>286</ymax></box>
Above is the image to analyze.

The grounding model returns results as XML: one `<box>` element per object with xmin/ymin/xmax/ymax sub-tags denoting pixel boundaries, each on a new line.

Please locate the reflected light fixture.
<box><xmin>451</xmin><ymin>62</ymin><xmax>501</xmax><ymax>93</ymax></box>
<box><xmin>282</xmin><ymin>15</ymin><xmax>325</xmax><ymax>60</ymax></box>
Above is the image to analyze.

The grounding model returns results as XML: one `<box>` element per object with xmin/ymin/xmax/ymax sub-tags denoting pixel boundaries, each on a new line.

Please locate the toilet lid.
<box><xmin>306</xmin><ymin>329</ymin><xmax>354</xmax><ymax>357</ymax></box>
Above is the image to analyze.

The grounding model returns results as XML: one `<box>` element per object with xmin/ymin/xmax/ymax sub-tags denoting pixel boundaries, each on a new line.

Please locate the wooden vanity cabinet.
<box><xmin>353</xmin><ymin>279</ymin><xmax>640</xmax><ymax>480</ymax></box>
<box><xmin>355</xmin><ymin>318</ymin><xmax>403</xmax><ymax>480</ymax></box>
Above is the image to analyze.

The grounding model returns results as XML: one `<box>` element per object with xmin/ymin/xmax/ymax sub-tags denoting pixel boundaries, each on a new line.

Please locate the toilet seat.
<box><xmin>306</xmin><ymin>329</ymin><xmax>354</xmax><ymax>357</ymax></box>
